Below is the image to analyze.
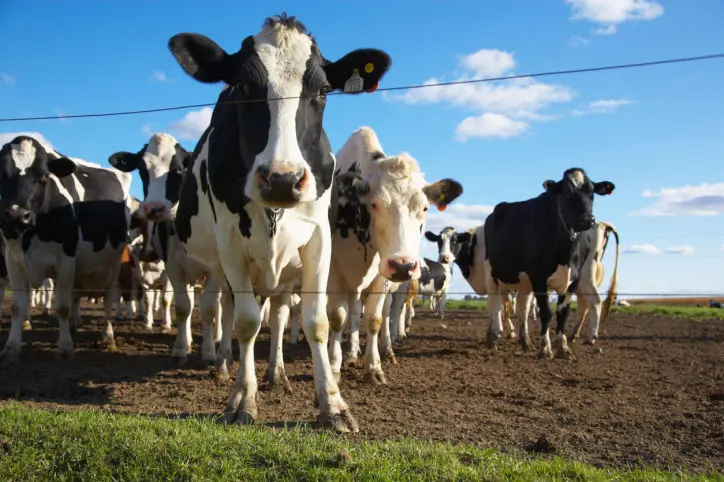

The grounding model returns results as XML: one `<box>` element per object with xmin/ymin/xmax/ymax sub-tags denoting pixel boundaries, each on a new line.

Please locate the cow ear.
<box><xmin>594</xmin><ymin>181</ymin><xmax>615</xmax><ymax>196</ymax></box>
<box><xmin>108</xmin><ymin>151</ymin><xmax>141</xmax><ymax>172</ymax></box>
<box><xmin>168</xmin><ymin>33</ymin><xmax>239</xmax><ymax>84</ymax></box>
<box><xmin>542</xmin><ymin>180</ymin><xmax>559</xmax><ymax>193</ymax></box>
<box><xmin>337</xmin><ymin>171</ymin><xmax>371</xmax><ymax>199</ymax></box>
<box><xmin>174</xmin><ymin>144</ymin><xmax>194</xmax><ymax>169</ymax></box>
<box><xmin>46</xmin><ymin>157</ymin><xmax>76</xmax><ymax>178</ymax></box>
<box><xmin>423</xmin><ymin>179</ymin><xmax>463</xmax><ymax>211</ymax></box>
<box><xmin>424</xmin><ymin>231</ymin><xmax>439</xmax><ymax>242</ymax></box>
<box><xmin>324</xmin><ymin>49</ymin><xmax>392</xmax><ymax>94</ymax></box>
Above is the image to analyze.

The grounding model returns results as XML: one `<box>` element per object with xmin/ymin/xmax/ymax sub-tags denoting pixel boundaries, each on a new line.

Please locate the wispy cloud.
<box><xmin>425</xmin><ymin>203</ymin><xmax>494</xmax><ymax>234</ymax></box>
<box><xmin>566</xmin><ymin>35</ymin><xmax>591</xmax><ymax>48</ymax></box>
<box><xmin>141</xmin><ymin>124</ymin><xmax>154</xmax><ymax>137</ymax></box>
<box><xmin>663</xmin><ymin>246</ymin><xmax>695</xmax><ymax>256</ymax></box>
<box><xmin>571</xmin><ymin>99</ymin><xmax>635</xmax><ymax>116</ymax></box>
<box><xmin>621</xmin><ymin>243</ymin><xmax>696</xmax><ymax>256</ymax></box>
<box><xmin>151</xmin><ymin>71</ymin><xmax>167</xmax><ymax>82</ymax></box>
<box><xmin>168</xmin><ymin>107</ymin><xmax>212</xmax><ymax>141</ymax></box>
<box><xmin>1</xmin><ymin>73</ymin><xmax>16</xmax><ymax>86</ymax></box>
<box><xmin>629</xmin><ymin>183</ymin><xmax>724</xmax><ymax>217</ymax></box>
<box><xmin>565</xmin><ymin>0</ymin><xmax>664</xmax><ymax>36</ymax></box>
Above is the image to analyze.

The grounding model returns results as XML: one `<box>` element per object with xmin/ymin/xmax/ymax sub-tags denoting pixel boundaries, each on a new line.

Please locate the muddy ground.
<box><xmin>0</xmin><ymin>301</ymin><xmax>722</xmax><ymax>474</ymax></box>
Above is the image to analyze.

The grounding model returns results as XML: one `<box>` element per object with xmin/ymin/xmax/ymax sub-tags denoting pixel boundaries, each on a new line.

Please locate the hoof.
<box><xmin>583</xmin><ymin>338</ymin><xmax>597</xmax><ymax>346</ymax></box>
<box><xmin>344</xmin><ymin>356</ymin><xmax>360</xmax><ymax>369</ymax></box>
<box><xmin>225</xmin><ymin>408</ymin><xmax>256</xmax><ymax>426</ymax></box>
<box><xmin>267</xmin><ymin>369</ymin><xmax>293</xmax><ymax>394</ymax></box>
<box><xmin>0</xmin><ymin>346</ymin><xmax>21</xmax><ymax>364</ymax></box>
<box><xmin>537</xmin><ymin>349</ymin><xmax>553</xmax><ymax>360</ymax></box>
<box><xmin>519</xmin><ymin>337</ymin><xmax>532</xmax><ymax>351</ymax></box>
<box><xmin>555</xmin><ymin>348</ymin><xmax>575</xmax><ymax>361</ymax></box>
<box><xmin>22</xmin><ymin>320</ymin><xmax>32</xmax><ymax>331</ymax></box>
<box><xmin>507</xmin><ymin>331</ymin><xmax>518</xmax><ymax>341</ymax></box>
<box><xmin>363</xmin><ymin>369</ymin><xmax>387</xmax><ymax>385</ymax></box>
<box><xmin>486</xmin><ymin>336</ymin><xmax>500</xmax><ymax>350</ymax></box>
<box><xmin>215</xmin><ymin>362</ymin><xmax>231</xmax><ymax>381</ymax></box>
<box><xmin>55</xmin><ymin>348</ymin><xmax>75</xmax><ymax>361</ymax></box>
<box><xmin>317</xmin><ymin>409</ymin><xmax>359</xmax><ymax>434</ymax></box>
<box><xmin>381</xmin><ymin>349</ymin><xmax>397</xmax><ymax>364</ymax></box>
<box><xmin>170</xmin><ymin>352</ymin><xmax>188</xmax><ymax>367</ymax></box>
<box><xmin>160</xmin><ymin>326</ymin><xmax>173</xmax><ymax>334</ymax></box>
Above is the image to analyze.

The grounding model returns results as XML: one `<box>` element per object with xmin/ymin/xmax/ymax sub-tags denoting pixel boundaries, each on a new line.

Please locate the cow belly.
<box><xmin>547</xmin><ymin>264</ymin><xmax>571</xmax><ymax>294</ymax></box>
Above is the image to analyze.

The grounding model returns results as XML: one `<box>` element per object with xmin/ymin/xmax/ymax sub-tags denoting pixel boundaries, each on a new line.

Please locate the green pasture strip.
<box><xmin>0</xmin><ymin>405</ymin><xmax>716</xmax><ymax>481</ymax></box>
<box><xmin>610</xmin><ymin>304</ymin><xmax>724</xmax><ymax>321</ymax></box>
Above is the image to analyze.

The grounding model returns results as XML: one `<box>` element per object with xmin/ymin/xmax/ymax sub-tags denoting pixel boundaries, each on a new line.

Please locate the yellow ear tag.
<box><xmin>365</xmin><ymin>62</ymin><xmax>374</xmax><ymax>73</ymax></box>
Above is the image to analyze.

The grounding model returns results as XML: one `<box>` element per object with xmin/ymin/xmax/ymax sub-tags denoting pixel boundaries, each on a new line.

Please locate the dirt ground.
<box><xmin>1</xmin><ymin>301</ymin><xmax>722</xmax><ymax>474</ymax></box>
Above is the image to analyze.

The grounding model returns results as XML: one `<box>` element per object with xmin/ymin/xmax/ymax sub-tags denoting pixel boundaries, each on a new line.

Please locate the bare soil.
<box><xmin>628</xmin><ymin>296</ymin><xmax>723</xmax><ymax>307</ymax></box>
<box><xmin>1</xmin><ymin>301</ymin><xmax>722</xmax><ymax>474</ymax></box>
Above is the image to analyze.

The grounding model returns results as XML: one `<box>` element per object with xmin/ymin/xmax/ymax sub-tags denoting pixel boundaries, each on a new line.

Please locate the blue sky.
<box><xmin>1</xmin><ymin>0</ymin><xmax>723</xmax><ymax>299</ymax></box>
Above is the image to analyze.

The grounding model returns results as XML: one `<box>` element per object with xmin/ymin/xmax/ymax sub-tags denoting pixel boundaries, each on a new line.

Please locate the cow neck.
<box><xmin>454</xmin><ymin>233</ymin><xmax>476</xmax><ymax>280</ymax></box>
<box><xmin>550</xmin><ymin>194</ymin><xmax>576</xmax><ymax>242</ymax></box>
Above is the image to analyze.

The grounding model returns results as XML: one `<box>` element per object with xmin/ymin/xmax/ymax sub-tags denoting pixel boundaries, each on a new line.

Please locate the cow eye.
<box><xmin>319</xmin><ymin>85</ymin><xmax>331</xmax><ymax>98</ymax></box>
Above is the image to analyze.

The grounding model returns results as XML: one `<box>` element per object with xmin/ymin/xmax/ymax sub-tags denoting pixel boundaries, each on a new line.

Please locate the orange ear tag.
<box><xmin>366</xmin><ymin>81</ymin><xmax>379</xmax><ymax>93</ymax></box>
<box><xmin>438</xmin><ymin>204</ymin><xmax>447</xmax><ymax>212</ymax></box>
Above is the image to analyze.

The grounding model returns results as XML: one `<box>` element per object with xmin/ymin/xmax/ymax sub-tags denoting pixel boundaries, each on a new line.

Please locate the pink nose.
<box><xmin>387</xmin><ymin>257</ymin><xmax>418</xmax><ymax>281</ymax></box>
<box><xmin>143</xmin><ymin>202</ymin><xmax>168</xmax><ymax>221</ymax></box>
<box><xmin>439</xmin><ymin>255</ymin><xmax>453</xmax><ymax>264</ymax></box>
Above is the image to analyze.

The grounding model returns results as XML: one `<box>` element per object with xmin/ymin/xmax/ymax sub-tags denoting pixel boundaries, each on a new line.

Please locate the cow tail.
<box><xmin>599</xmin><ymin>222</ymin><xmax>620</xmax><ymax>327</ymax></box>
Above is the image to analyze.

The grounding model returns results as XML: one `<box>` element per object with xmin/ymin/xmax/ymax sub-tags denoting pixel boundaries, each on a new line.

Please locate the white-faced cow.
<box><xmin>328</xmin><ymin>126</ymin><xmax>463</xmax><ymax>384</ymax></box>
<box><xmin>483</xmin><ymin>168</ymin><xmax>615</xmax><ymax>358</ymax></box>
<box><xmin>164</xmin><ymin>13</ymin><xmax>394</xmax><ymax>431</ymax></box>
<box><xmin>0</xmin><ymin>135</ymin><xmax>132</xmax><ymax>361</ymax></box>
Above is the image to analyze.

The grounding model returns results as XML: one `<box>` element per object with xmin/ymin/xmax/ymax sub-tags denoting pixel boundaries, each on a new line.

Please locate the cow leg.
<box><xmin>570</xmin><ymin>294</ymin><xmax>589</xmax><ymax>343</ymax></box>
<box><xmin>516</xmin><ymin>292</ymin><xmax>533</xmax><ymax>350</ymax></box>
<box><xmin>327</xmin><ymin>291</ymin><xmax>348</xmax><ymax>382</ymax></box>
<box><xmin>289</xmin><ymin>301</ymin><xmax>301</xmax><ymax>345</ymax></box>
<box><xmin>170</xmin><ymin>284</ymin><xmax>196</xmax><ymax>362</ymax></box>
<box><xmin>362</xmin><ymin>276</ymin><xmax>389</xmax><ymax>385</ymax></box>
<box><xmin>53</xmin><ymin>261</ymin><xmax>76</xmax><ymax>360</ymax></box>
<box><xmin>216</xmin><ymin>288</ymin><xmax>235</xmax><ymax>381</ymax></box>
<box><xmin>502</xmin><ymin>294</ymin><xmax>516</xmax><ymax>340</ymax></box>
<box><xmin>22</xmin><ymin>289</ymin><xmax>32</xmax><ymax>331</ymax></box>
<box><xmin>200</xmin><ymin>280</ymin><xmax>221</xmax><ymax>365</ymax></box>
<box><xmin>161</xmin><ymin>278</ymin><xmax>173</xmax><ymax>333</ymax></box>
<box><xmin>69</xmin><ymin>296</ymin><xmax>81</xmax><ymax>341</ymax></box>
<box><xmin>379</xmin><ymin>290</ymin><xmax>397</xmax><ymax>364</ymax></box>
<box><xmin>534</xmin><ymin>285</ymin><xmax>554</xmax><ymax>359</ymax></box>
<box><xmin>102</xmin><ymin>285</ymin><xmax>118</xmax><ymax>351</ymax></box>
<box><xmin>553</xmin><ymin>292</ymin><xmax>575</xmax><ymax>360</ymax></box>
<box><xmin>43</xmin><ymin>282</ymin><xmax>53</xmax><ymax>316</ymax></box>
<box><xmin>582</xmin><ymin>292</ymin><xmax>603</xmax><ymax>346</ymax></box>
<box><xmin>438</xmin><ymin>293</ymin><xmax>447</xmax><ymax>320</ymax></box>
<box><xmin>143</xmin><ymin>288</ymin><xmax>156</xmax><ymax>331</ymax></box>
<box><xmin>213</xmin><ymin>290</ymin><xmax>223</xmax><ymax>345</ymax></box>
<box><xmin>486</xmin><ymin>291</ymin><xmax>505</xmax><ymax>349</ymax></box>
<box><xmin>346</xmin><ymin>297</ymin><xmax>363</xmax><ymax>365</ymax></box>
<box><xmin>0</xmin><ymin>259</ymin><xmax>30</xmax><ymax>363</ymax></box>
<box><xmin>266</xmin><ymin>292</ymin><xmax>292</xmax><ymax>392</ymax></box>
<box><xmin>389</xmin><ymin>289</ymin><xmax>405</xmax><ymax>344</ymax></box>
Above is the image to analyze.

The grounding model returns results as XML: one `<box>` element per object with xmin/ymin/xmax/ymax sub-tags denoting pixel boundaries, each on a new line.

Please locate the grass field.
<box><xmin>0</xmin><ymin>404</ymin><xmax>716</xmax><ymax>481</ymax></box>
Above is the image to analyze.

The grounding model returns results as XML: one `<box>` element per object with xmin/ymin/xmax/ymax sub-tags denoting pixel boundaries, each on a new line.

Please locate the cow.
<box><xmin>424</xmin><ymin>226</ymin><xmax>525</xmax><ymax>343</ymax></box>
<box><xmin>567</xmin><ymin>221</ymin><xmax>620</xmax><ymax>344</ymax></box>
<box><xmin>0</xmin><ymin>135</ymin><xmax>132</xmax><ymax>361</ymax></box>
<box><xmin>115</xmin><ymin>244</ymin><xmax>142</xmax><ymax>320</ymax></box>
<box><xmin>161</xmin><ymin>12</ymin><xmax>396</xmax><ymax>431</ymax></box>
<box><xmin>483</xmin><ymin>167</ymin><xmax>616</xmax><ymax>359</ymax></box>
<box><xmin>328</xmin><ymin>126</ymin><xmax>463</xmax><ymax>385</ymax></box>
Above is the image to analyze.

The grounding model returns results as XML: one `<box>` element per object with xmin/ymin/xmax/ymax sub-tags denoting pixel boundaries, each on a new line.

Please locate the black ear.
<box><xmin>46</xmin><ymin>157</ymin><xmax>76</xmax><ymax>178</ymax></box>
<box><xmin>594</xmin><ymin>181</ymin><xmax>615</xmax><ymax>196</ymax></box>
<box><xmin>542</xmin><ymin>179</ymin><xmax>559</xmax><ymax>193</ymax></box>
<box><xmin>423</xmin><ymin>179</ymin><xmax>463</xmax><ymax>210</ymax></box>
<box><xmin>324</xmin><ymin>49</ymin><xmax>392</xmax><ymax>94</ymax></box>
<box><xmin>456</xmin><ymin>232</ymin><xmax>473</xmax><ymax>245</ymax></box>
<box><xmin>424</xmin><ymin>231</ymin><xmax>439</xmax><ymax>242</ymax></box>
<box><xmin>337</xmin><ymin>171</ymin><xmax>371</xmax><ymax>198</ymax></box>
<box><xmin>168</xmin><ymin>33</ymin><xmax>239</xmax><ymax>84</ymax></box>
<box><xmin>174</xmin><ymin>144</ymin><xmax>194</xmax><ymax>169</ymax></box>
<box><xmin>108</xmin><ymin>151</ymin><xmax>141</xmax><ymax>172</ymax></box>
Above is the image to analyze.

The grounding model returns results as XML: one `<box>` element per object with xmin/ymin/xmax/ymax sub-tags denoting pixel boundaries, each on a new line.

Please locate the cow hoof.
<box><xmin>215</xmin><ymin>361</ymin><xmax>231</xmax><ymax>381</ymax></box>
<box><xmin>519</xmin><ymin>337</ymin><xmax>532</xmax><ymax>351</ymax></box>
<box><xmin>318</xmin><ymin>409</ymin><xmax>359</xmax><ymax>434</ymax></box>
<box><xmin>22</xmin><ymin>320</ymin><xmax>32</xmax><ymax>331</ymax></box>
<box><xmin>583</xmin><ymin>338</ymin><xmax>597</xmax><ymax>346</ymax></box>
<box><xmin>344</xmin><ymin>356</ymin><xmax>360</xmax><ymax>369</ymax></box>
<box><xmin>555</xmin><ymin>348</ymin><xmax>575</xmax><ymax>360</ymax></box>
<box><xmin>363</xmin><ymin>369</ymin><xmax>387</xmax><ymax>385</ymax></box>
<box><xmin>228</xmin><ymin>409</ymin><xmax>256</xmax><ymax>426</ymax></box>
<box><xmin>0</xmin><ymin>346</ymin><xmax>21</xmax><ymax>364</ymax></box>
<box><xmin>537</xmin><ymin>349</ymin><xmax>553</xmax><ymax>360</ymax></box>
<box><xmin>267</xmin><ymin>368</ymin><xmax>293</xmax><ymax>394</ymax></box>
<box><xmin>486</xmin><ymin>337</ymin><xmax>500</xmax><ymax>350</ymax></box>
<box><xmin>161</xmin><ymin>326</ymin><xmax>173</xmax><ymax>334</ymax></box>
<box><xmin>381</xmin><ymin>349</ymin><xmax>397</xmax><ymax>364</ymax></box>
<box><xmin>507</xmin><ymin>331</ymin><xmax>518</xmax><ymax>341</ymax></box>
<box><xmin>56</xmin><ymin>348</ymin><xmax>75</xmax><ymax>361</ymax></box>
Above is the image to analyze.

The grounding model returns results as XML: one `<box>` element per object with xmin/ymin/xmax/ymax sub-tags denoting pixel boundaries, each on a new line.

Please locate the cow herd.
<box><xmin>0</xmin><ymin>13</ymin><xmax>622</xmax><ymax>433</ymax></box>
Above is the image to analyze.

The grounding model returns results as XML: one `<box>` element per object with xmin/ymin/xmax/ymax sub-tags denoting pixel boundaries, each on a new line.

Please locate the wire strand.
<box><xmin>1</xmin><ymin>53</ymin><xmax>722</xmax><ymax>123</ymax></box>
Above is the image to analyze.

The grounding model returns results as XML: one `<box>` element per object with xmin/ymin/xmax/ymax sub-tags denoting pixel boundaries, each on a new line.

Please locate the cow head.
<box><xmin>0</xmin><ymin>136</ymin><xmax>76</xmax><ymax>232</ymax></box>
<box><xmin>338</xmin><ymin>154</ymin><xmax>463</xmax><ymax>282</ymax></box>
<box><xmin>425</xmin><ymin>226</ymin><xmax>472</xmax><ymax>264</ymax></box>
<box><xmin>542</xmin><ymin>167</ymin><xmax>615</xmax><ymax>234</ymax></box>
<box><xmin>167</xmin><ymin>13</ymin><xmax>392</xmax><ymax>209</ymax></box>
<box><xmin>108</xmin><ymin>133</ymin><xmax>192</xmax><ymax>222</ymax></box>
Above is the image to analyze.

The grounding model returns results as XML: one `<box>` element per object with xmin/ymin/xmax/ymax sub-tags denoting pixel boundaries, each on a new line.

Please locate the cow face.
<box><xmin>109</xmin><ymin>133</ymin><xmax>191</xmax><ymax>222</ymax></box>
<box><xmin>425</xmin><ymin>227</ymin><xmax>472</xmax><ymax>264</ymax></box>
<box><xmin>542</xmin><ymin>168</ymin><xmax>615</xmax><ymax>234</ymax></box>
<box><xmin>0</xmin><ymin>136</ymin><xmax>76</xmax><ymax>231</ymax></box>
<box><xmin>167</xmin><ymin>13</ymin><xmax>392</xmax><ymax>209</ymax></box>
<box><xmin>338</xmin><ymin>154</ymin><xmax>463</xmax><ymax>282</ymax></box>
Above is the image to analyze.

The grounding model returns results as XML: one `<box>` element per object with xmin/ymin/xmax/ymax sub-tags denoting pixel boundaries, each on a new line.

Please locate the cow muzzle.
<box><xmin>256</xmin><ymin>165</ymin><xmax>308</xmax><ymax>207</ymax></box>
<box><xmin>438</xmin><ymin>254</ymin><xmax>454</xmax><ymax>264</ymax></box>
<box><xmin>385</xmin><ymin>257</ymin><xmax>419</xmax><ymax>282</ymax></box>
<box><xmin>142</xmin><ymin>202</ymin><xmax>170</xmax><ymax>222</ymax></box>
<box><xmin>573</xmin><ymin>215</ymin><xmax>595</xmax><ymax>232</ymax></box>
<box><xmin>8</xmin><ymin>205</ymin><xmax>33</xmax><ymax>224</ymax></box>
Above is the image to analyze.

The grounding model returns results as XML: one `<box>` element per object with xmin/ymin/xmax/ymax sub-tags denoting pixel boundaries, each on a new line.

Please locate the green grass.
<box><xmin>610</xmin><ymin>304</ymin><xmax>724</xmax><ymax>322</ymax></box>
<box><xmin>0</xmin><ymin>404</ymin><xmax>716</xmax><ymax>481</ymax></box>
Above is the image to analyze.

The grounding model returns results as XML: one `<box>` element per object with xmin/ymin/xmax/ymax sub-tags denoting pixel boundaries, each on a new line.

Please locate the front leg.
<box><xmin>326</xmin><ymin>289</ymin><xmax>348</xmax><ymax>382</ymax></box>
<box><xmin>486</xmin><ymin>290</ymin><xmax>505</xmax><ymax>349</ymax></box>
<box><xmin>266</xmin><ymin>291</ymin><xmax>292</xmax><ymax>392</ymax></box>
<box><xmin>299</xmin><ymin>219</ymin><xmax>358</xmax><ymax>433</ymax></box>
<box><xmin>379</xmin><ymin>286</ymin><xmax>397</xmax><ymax>364</ymax></box>
<box><xmin>199</xmin><ymin>277</ymin><xmax>221</xmax><ymax>365</ymax></box>
<box><xmin>0</xmin><ymin>258</ymin><xmax>30</xmax><ymax>362</ymax></box>
<box><xmin>362</xmin><ymin>275</ymin><xmax>390</xmax><ymax>385</ymax></box>
<box><xmin>534</xmin><ymin>285</ymin><xmax>554</xmax><ymax>359</ymax></box>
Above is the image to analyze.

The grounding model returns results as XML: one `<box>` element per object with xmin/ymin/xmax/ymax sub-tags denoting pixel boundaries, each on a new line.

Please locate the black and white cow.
<box><xmin>328</xmin><ymin>127</ymin><xmax>463</xmax><ymax>385</ymax></box>
<box><xmin>0</xmin><ymin>135</ymin><xmax>132</xmax><ymax>361</ymax></box>
<box><xmin>163</xmin><ymin>13</ymin><xmax>393</xmax><ymax>431</ymax></box>
<box><xmin>483</xmin><ymin>168</ymin><xmax>615</xmax><ymax>358</ymax></box>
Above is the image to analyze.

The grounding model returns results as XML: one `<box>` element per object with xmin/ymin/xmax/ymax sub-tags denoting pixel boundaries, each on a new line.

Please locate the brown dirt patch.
<box><xmin>1</xmin><ymin>302</ymin><xmax>722</xmax><ymax>474</ymax></box>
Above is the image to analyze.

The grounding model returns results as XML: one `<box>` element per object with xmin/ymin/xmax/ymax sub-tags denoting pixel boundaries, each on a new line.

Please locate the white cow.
<box><xmin>327</xmin><ymin>126</ymin><xmax>463</xmax><ymax>384</ymax></box>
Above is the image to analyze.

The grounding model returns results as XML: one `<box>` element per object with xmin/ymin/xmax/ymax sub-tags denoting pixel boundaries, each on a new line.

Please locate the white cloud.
<box><xmin>565</xmin><ymin>0</ymin><xmax>664</xmax><ymax>35</ymax></box>
<box><xmin>664</xmin><ymin>246</ymin><xmax>695</xmax><ymax>256</ymax></box>
<box><xmin>622</xmin><ymin>243</ymin><xmax>662</xmax><ymax>255</ymax></box>
<box><xmin>388</xmin><ymin>49</ymin><xmax>574</xmax><ymax>140</ymax></box>
<box><xmin>567</xmin><ymin>35</ymin><xmax>591</xmax><ymax>48</ymax></box>
<box><xmin>141</xmin><ymin>124</ymin><xmax>154</xmax><ymax>137</ymax></box>
<box><xmin>168</xmin><ymin>107</ymin><xmax>212</xmax><ymax>141</ymax></box>
<box><xmin>571</xmin><ymin>99</ymin><xmax>634</xmax><ymax>116</ymax></box>
<box><xmin>720</xmin><ymin>244</ymin><xmax>724</xmax><ymax>252</ymax></box>
<box><xmin>424</xmin><ymin>203</ymin><xmax>494</xmax><ymax>234</ymax></box>
<box><xmin>1</xmin><ymin>73</ymin><xmax>15</xmax><ymax>86</ymax></box>
<box><xmin>54</xmin><ymin>107</ymin><xmax>70</xmax><ymax>124</ymax></box>
<box><xmin>629</xmin><ymin>183</ymin><xmax>724</xmax><ymax>217</ymax></box>
<box><xmin>455</xmin><ymin>113</ymin><xmax>529</xmax><ymax>141</ymax></box>
<box><xmin>0</xmin><ymin>132</ymin><xmax>54</xmax><ymax>151</ymax></box>
<box><xmin>151</xmin><ymin>71</ymin><xmax>167</xmax><ymax>82</ymax></box>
